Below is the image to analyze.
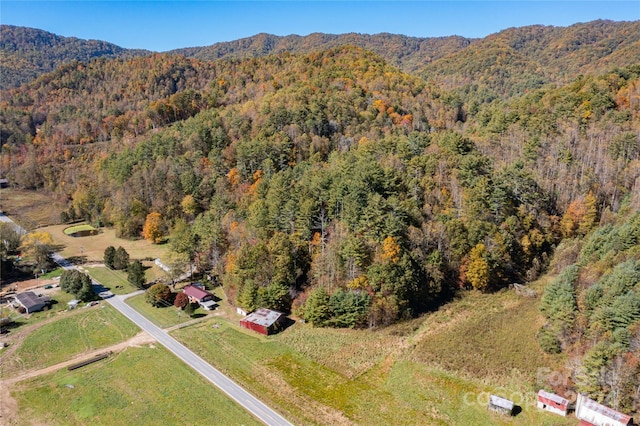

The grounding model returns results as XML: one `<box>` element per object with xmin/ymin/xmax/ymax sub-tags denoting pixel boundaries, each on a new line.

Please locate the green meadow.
<box><xmin>10</xmin><ymin>345</ymin><xmax>262</xmax><ymax>426</ymax></box>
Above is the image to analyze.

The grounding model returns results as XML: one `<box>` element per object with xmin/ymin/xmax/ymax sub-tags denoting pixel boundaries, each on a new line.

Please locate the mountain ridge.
<box><xmin>4</xmin><ymin>20</ymin><xmax>639</xmax><ymax>96</ymax></box>
<box><xmin>0</xmin><ymin>25</ymin><xmax>150</xmax><ymax>90</ymax></box>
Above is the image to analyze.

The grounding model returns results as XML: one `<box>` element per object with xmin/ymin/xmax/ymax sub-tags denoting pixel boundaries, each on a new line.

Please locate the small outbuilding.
<box><xmin>575</xmin><ymin>393</ymin><xmax>632</xmax><ymax>426</ymax></box>
<box><xmin>239</xmin><ymin>308</ymin><xmax>286</xmax><ymax>335</ymax></box>
<box><xmin>537</xmin><ymin>390</ymin><xmax>569</xmax><ymax>416</ymax></box>
<box><xmin>14</xmin><ymin>292</ymin><xmax>51</xmax><ymax>313</ymax></box>
<box><xmin>154</xmin><ymin>258</ymin><xmax>170</xmax><ymax>272</ymax></box>
<box><xmin>488</xmin><ymin>394</ymin><xmax>514</xmax><ymax>416</ymax></box>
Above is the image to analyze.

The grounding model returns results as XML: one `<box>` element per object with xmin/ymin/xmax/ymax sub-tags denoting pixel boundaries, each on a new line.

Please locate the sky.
<box><xmin>1</xmin><ymin>1</ymin><xmax>639</xmax><ymax>52</ymax></box>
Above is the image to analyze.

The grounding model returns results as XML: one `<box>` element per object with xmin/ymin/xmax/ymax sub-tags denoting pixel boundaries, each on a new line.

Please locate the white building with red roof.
<box><xmin>537</xmin><ymin>390</ymin><xmax>569</xmax><ymax>416</ymax></box>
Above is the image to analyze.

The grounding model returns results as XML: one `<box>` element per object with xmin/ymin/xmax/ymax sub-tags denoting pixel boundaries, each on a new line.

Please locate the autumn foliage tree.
<box><xmin>465</xmin><ymin>243</ymin><xmax>490</xmax><ymax>292</ymax></box>
<box><xmin>20</xmin><ymin>231</ymin><xmax>55</xmax><ymax>272</ymax></box>
<box><xmin>174</xmin><ymin>291</ymin><xmax>189</xmax><ymax>309</ymax></box>
<box><xmin>142</xmin><ymin>212</ymin><xmax>164</xmax><ymax>244</ymax></box>
<box><xmin>145</xmin><ymin>283</ymin><xmax>172</xmax><ymax>307</ymax></box>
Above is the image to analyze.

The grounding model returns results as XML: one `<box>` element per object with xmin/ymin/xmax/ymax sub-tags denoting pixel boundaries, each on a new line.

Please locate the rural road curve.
<box><xmin>1</xmin><ymin>213</ymin><xmax>293</xmax><ymax>426</ymax></box>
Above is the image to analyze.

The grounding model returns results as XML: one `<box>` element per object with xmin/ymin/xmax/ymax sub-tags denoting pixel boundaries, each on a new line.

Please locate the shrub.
<box><xmin>537</xmin><ymin>326</ymin><xmax>562</xmax><ymax>354</ymax></box>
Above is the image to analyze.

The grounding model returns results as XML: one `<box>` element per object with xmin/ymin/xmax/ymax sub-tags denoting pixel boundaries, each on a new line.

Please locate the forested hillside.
<box><xmin>172</xmin><ymin>32</ymin><xmax>472</xmax><ymax>74</ymax></box>
<box><xmin>0</xmin><ymin>25</ymin><xmax>149</xmax><ymax>90</ymax></box>
<box><xmin>1</xmin><ymin>20</ymin><xmax>639</xmax><ymax>411</ymax></box>
<box><xmin>421</xmin><ymin>20</ymin><xmax>640</xmax><ymax>98</ymax></box>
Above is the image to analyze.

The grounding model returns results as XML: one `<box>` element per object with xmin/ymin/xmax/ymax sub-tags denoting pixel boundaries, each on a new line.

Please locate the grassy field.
<box><xmin>125</xmin><ymin>293</ymin><xmax>208</xmax><ymax>329</ymax></box>
<box><xmin>170</xmin><ymin>283</ymin><xmax>578</xmax><ymax>426</ymax></box>
<box><xmin>37</xmin><ymin>223</ymin><xmax>169</xmax><ymax>271</ymax></box>
<box><xmin>407</xmin><ymin>285</ymin><xmax>563</xmax><ymax>386</ymax></box>
<box><xmin>84</xmin><ymin>266</ymin><xmax>140</xmax><ymax>295</ymax></box>
<box><xmin>40</xmin><ymin>268</ymin><xmax>64</xmax><ymax>279</ymax></box>
<box><xmin>0</xmin><ymin>188</ymin><xmax>64</xmax><ymax>230</ymax></box>
<box><xmin>1</xmin><ymin>305</ymin><xmax>139</xmax><ymax>377</ymax></box>
<box><xmin>3</xmin><ymin>196</ymin><xmax>582</xmax><ymax>426</ymax></box>
<box><xmin>10</xmin><ymin>344</ymin><xmax>262</xmax><ymax>426</ymax></box>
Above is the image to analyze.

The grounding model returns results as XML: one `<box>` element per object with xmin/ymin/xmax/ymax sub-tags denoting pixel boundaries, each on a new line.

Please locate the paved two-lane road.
<box><xmin>1</xmin><ymin>213</ymin><xmax>293</xmax><ymax>426</ymax></box>
<box><xmin>107</xmin><ymin>294</ymin><xmax>293</xmax><ymax>426</ymax></box>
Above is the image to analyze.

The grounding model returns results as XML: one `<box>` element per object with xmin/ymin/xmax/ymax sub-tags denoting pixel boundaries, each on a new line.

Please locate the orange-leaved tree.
<box><xmin>142</xmin><ymin>212</ymin><xmax>164</xmax><ymax>244</ymax></box>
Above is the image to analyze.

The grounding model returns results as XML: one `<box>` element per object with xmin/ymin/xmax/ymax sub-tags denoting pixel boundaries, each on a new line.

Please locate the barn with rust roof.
<box><xmin>239</xmin><ymin>308</ymin><xmax>286</xmax><ymax>335</ymax></box>
<box><xmin>575</xmin><ymin>393</ymin><xmax>632</xmax><ymax>426</ymax></box>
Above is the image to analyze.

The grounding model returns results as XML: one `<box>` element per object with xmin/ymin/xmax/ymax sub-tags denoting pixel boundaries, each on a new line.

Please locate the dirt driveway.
<box><xmin>2</xmin><ymin>277</ymin><xmax>58</xmax><ymax>294</ymax></box>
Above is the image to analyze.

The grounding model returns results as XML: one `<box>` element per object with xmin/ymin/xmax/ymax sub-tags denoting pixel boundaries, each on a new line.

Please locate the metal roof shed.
<box><xmin>488</xmin><ymin>395</ymin><xmax>514</xmax><ymax>416</ymax></box>
<box><xmin>575</xmin><ymin>393</ymin><xmax>631</xmax><ymax>426</ymax></box>
<box><xmin>14</xmin><ymin>292</ymin><xmax>51</xmax><ymax>313</ymax></box>
<box><xmin>239</xmin><ymin>308</ymin><xmax>285</xmax><ymax>335</ymax></box>
<box><xmin>537</xmin><ymin>390</ymin><xmax>569</xmax><ymax>416</ymax></box>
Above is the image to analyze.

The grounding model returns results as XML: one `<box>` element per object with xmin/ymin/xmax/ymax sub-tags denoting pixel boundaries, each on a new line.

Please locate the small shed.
<box><xmin>537</xmin><ymin>390</ymin><xmax>569</xmax><ymax>416</ymax></box>
<box><xmin>239</xmin><ymin>308</ymin><xmax>285</xmax><ymax>335</ymax></box>
<box><xmin>575</xmin><ymin>393</ymin><xmax>631</xmax><ymax>426</ymax></box>
<box><xmin>14</xmin><ymin>292</ymin><xmax>51</xmax><ymax>313</ymax></box>
<box><xmin>488</xmin><ymin>394</ymin><xmax>514</xmax><ymax>416</ymax></box>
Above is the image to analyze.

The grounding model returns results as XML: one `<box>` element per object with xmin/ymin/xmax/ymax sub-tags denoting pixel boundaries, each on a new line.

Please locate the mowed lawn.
<box><xmin>172</xmin><ymin>285</ymin><xmax>578</xmax><ymax>426</ymax></box>
<box><xmin>10</xmin><ymin>345</ymin><xmax>262</xmax><ymax>426</ymax></box>
<box><xmin>1</xmin><ymin>305</ymin><xmax>139</xmax><ymax>377</ymax></box>
<box><xmin>84</xmin><ymin>266</ymin><xmax>140</xmax><ymax>295</ymax></box>
<box><xmin>126</xmin><ymin>293</ymin><xmax>208</xmax><ymax>329</ymax></box>
<box><xmin>38</xmin><ymin>223</ymin><xmax>168</xmax><ymax>265</ymax></box>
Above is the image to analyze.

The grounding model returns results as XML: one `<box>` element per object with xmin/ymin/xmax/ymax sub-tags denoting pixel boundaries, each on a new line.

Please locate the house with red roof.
<box><xmin>182</xmin><ymin>284</ymin><xmax>217</xmax><ymax>310</ymax></box>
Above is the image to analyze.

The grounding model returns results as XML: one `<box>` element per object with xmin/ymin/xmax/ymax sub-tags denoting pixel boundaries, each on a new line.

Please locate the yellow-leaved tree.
<box><xmin>381</xmin><ymin>236</ymin><xmax>401</xmax><ymax>264</ymax></box>
<box><xmin>181</xmin><ymin>194</ymin><xmax>198</xmax><ymax>217</ymax></box>
<box><xmin>142</xmin><ymin>212</ymin><xmax>164</xmax><ymax>244</ymax></box>
<box><xmin>466</xmin><ymin>243</ymin><xmax>490</xmax><ymax>292</ymax></box>
<box><xmin>20</xmin><ymin>231</ymin><xmax>55</xmax><ymax>271</ymax></box>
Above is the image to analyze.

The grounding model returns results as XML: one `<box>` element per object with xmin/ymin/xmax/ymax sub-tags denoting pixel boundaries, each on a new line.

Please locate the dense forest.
<box><xmin>1</xmin><ymin>20</ymin><xmax>639</xmax><ymax>410</ymax></box>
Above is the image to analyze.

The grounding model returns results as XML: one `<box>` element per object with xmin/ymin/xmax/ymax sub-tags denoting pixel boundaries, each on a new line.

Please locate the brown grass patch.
<box><xmin>0</xmin><ymin>188</ymin><xmax>64</xmax><ymax>230</ymax></box>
